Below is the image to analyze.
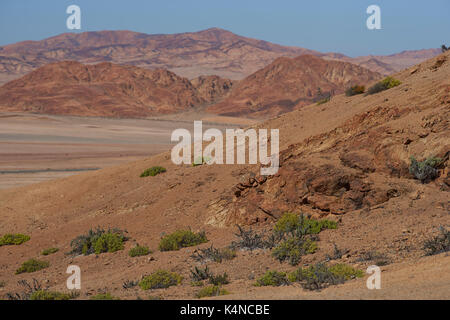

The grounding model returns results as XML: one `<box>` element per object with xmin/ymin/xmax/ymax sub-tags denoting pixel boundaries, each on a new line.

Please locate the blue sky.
<box><xmin>0</xmin><ymin>0</ymin><xmax>448</xmax><ymax>57</ymax></box>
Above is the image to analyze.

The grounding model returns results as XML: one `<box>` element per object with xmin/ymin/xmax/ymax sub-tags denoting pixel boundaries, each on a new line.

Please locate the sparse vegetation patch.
<box><xmin>196</xmin><ymin>285</ymin><xmax>229</xmax><ymax>298</ymax></box>
<box><xmin>128</xmin><ymin>245</ymin><xmax>151</xmax><ymax>257</ymax></box>
<box><xmin>273</xmin><ymin>213</ymin><xmax>337</xmax><ymax>235</ymax></box>
<box><xmin>139</xmin><ymin>270</ymin><xmax>183</xmax><ymax>290</ymax></box>
<box><xmin>423</xmin><ymin>226</ymin><xmax>450</xmax><ymax>256</ymax></box>
<box><xmin>159</xmin><ymin>229</ymin><xmax>207</xmax><ymax>251</ymax></box>
<box><xmin>70</xmin><ymin>227</ymin><xmax>127</xmax><ymax>255</ymax></box>
<box><xmin>272</xmin><ymin>237</ymin><xmax>317</xmax><ymax>265</ymax></box>
<box><xmin>345</xmin><ymin>85</ymin><xmax>365</xmax><ymax>96</ymax></box>
<box><xmin>191</xmin><ymin>245</ymin><xmax>237</xmax><ymax>263</ymax></box>
<box><xmin>0</xmin><ymin>234</ymin><xmax>30</xmax><ymax>246</ymax></box>
<box><xmin>409</xmin><ymin>156</ymin><xmax>442</xmax><ymax>183</ymax></box>
<box><xmin>41</xmin><ymin>247</ymin><xmax>59</xmax><ymax>256</ymax></box>
<box><xmin>90</xmin><ymin>293</ymin><xmax>120</xmax><ymax>300</ymax></box>
<box><xmin>30</xmin><ymin>290</ymin><xmax>78</xmax><ymax>300</ymax></box>
<box><xmin>255</xmin><ymin>271</ymin><xmax>289</xmax><ymax>287</ymax></box>
<box><xmin>288</xmin><ymin>263</ymin><xmax>363</xmax><ymax>291</ymax></box>
<box><xmin>15</xmin><ymin>259</ymin><xmax>49</xmax><ymax>274</ymax></box>
<box><xmin>140</xmin><ymin>166</ymin><xmax>166</xmax><ymax>177</ymax></box>
<box><xmin>366</xmin><ymin>76</ymin><xmax>401</xmax><ymax>95</ymax></box>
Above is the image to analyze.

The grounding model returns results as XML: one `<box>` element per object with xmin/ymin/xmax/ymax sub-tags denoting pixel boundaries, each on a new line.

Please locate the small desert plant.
<box><xmin>366</xmin><ymin>76</ymin><xmax>401</xmax><ymax>95</ymax></box>
<box><xmin>128</xmin><ymin>245</ymin><xmax>151</xmax><ymax>257</ymax></box>
<box><xmin>288</xmin><ymin>263</ymin><xmax>363</xmax><ymax>291</ymax></box>
<box><xmin>325</xmin><ymin>243</ymin><xmax>346</xmax><ymax>261</ymax></box>
<box><xmin>159</xmin><ymin>229</ymin><xmax>207</xmax><ymax>251</ymax></box>
<box><xmin>328</xmin><ymin>263</ymin><xmax>364</xmax><ymax>280</ymax></box>
<box><xmin>139</xmin><ymin>270</ymin><xmax>183</xmax><ymax>290</ymax></box>
<box><xmin>272</xmin><ymin>237</ymin><xmax>317</xmax><ymax>266</ymax></box>
<box><xmin>196</xmin><ymin>285</ymin><xmax>229</xmax><ymax>298</ymax></box>
<box><xmin>41</xmin><ymin>247</ymin><xmax>59</xmax><ymax>256</ymax></box>
<box><xmin>409</xmin><ymin>156</ymin><xmax>442</xmax><ymax>183</ymax></box>
<box><xmin>15</xmin><ymin>259</ymin><xmax>49</xmax><ymax>274</ymax></box>
<box><xmin>255</xmin><ymin>271</ymin><xmax>289</xmax><ymax>287</ymax></box>
<box><xmin>0</xmin><ymin>234</ymin><xmax>30</xmax><ymax>246</ymax></box>
<box><xmin>423</xmin><ymin>226</ymin><xmax>450</xmax><ymax>256</ymax></box>
<box><xmin>70</xmin><ymin>227</ymin><xmax>127</xmax><ymax>256</ymax></box>
<box><xmin>30</xmin><ymin>290</ymin><xmax>78</xmax><ymax>300</ymax></box>
<box><xmin>357</xmin><ymin>250</ymin><xmax>391</xmax><ymax>266</ymax></box>
<box><xmin>6</xmin><ymin>279</ymin><xmax>42</xmax><ymax>300</ymax></box>
<box><xmin>190</xmin><ymin>266</ymin><xmax>213</xmax><ymax>282</ymax></box>
<box><xmin>345</xmin><ymin>85</ymin><xmax>365</xmax><ymax>96</ymax></box>
<box><xmin>230</xmin><ymin>225</ymin><xmax>275</xmax><ymax>251</ymax></box>
<box><xmin>90</xmin><ymin>293</ymin><xmax>120</xmax><ymax>300</ymax></box>
<box><xmin>273</xmin><ymin>213</ymin><xmax>337</xmax><ymax>236</ymax></box>
<box><xmin>0</xmin><ymin>280</ymin><xmax>6</xmax><ymax>288</ymax></box>
<box><xmin>209</xmin><ymin>273</ymin><xmax>229</xmax><ymax>286</ymax></box>
<box><xmin>191</xmin><ymin>245</ymin><xmax>237</xmax><ymax>263</ymax></box>
<box><xmin>122</xmin><ymin>279</ymin><xmax>139</xmax><ymax>289</ymax></box>
<box><xmin>442</xmin><ymin>44</ymin><xmax>449</xmax><ymax>53</ymax></box>
<box><xmin>140</xmin><ymin>166</ymin><xmax>166</xmax><ymax>177</ymax></box>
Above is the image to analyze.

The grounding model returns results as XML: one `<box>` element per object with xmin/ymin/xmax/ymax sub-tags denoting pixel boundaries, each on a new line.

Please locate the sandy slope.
<box><xmin>0</xmin><ymin>52</ymin><xmax>449</xmax><ymax>300</ymax></box>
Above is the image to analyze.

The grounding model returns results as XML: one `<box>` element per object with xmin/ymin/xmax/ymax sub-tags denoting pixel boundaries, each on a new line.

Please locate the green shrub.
<box><xmin>367</xmin><ymin>76</ymin><xmax>401</xmax><ymax>95</ymax></box>
<box><xmin>41</xmin><ymin>248</ymin><xmax>59</xmax><ymax>256</ymax></box>
<box><xmin>159</xmin><ymin>230</ymin><xmax>207</xmax><ymax>251</ymax></box>
<box><xmin>272</xmin><ymin>237</ymin><xmax>317</xmax><ymax>265</ymax></box>
<box><xmin>423</xmin><ymin>226</ymin><xmax>450</xmax><ymax>256</ymax></box>
<box><xmin>90</xmin><ymin>293</ymin><xmax>120</xmax><ymax>300</ymax></box>
<box><xmin>196</xmin><ymin>285</ymin><xmax>229</xmax><ymax>298</ymax></box>
<box><xmin>139</xmin><ymin>270</ymin><xmax>183</xmax><ymax>290</ymax></box>
<box><xmin>328</xmin><ymin>263</ymin><xmax>364</xmax><ymax>280</ymax></box>
<box><xmin>70</xmin><ymin>228</ymin><xmax>127</xmax><ymax>256</ymax></box>
<box><xmin>255</xmin><ymin>271</ymin><xmax>289</xmax><ymax>287</ymax></box>
<box><xmin>345</xmin><ymin>85</ymin><xmax>365</xmax><ymax>96</ymax></box>
<box><xmin>0</xmin><ymin>234</ymin><xmax>30</xmax><ymax>246</ymax></box>
<box><xmin>140</xmin><ymin>166</ymin><xmax>166</xmax><ymax>177</ymax></box>
<box><xmin>409</xmin><ymin>156</ymin><xmax>441</xmax><ymax>183</ymax></box>
<box><xmin>273</xmin><ymin>213</ymin><xmax>300</xmax><ymax>234</ymax></box>
<box><xmin>128</xmin><ymin>245</ymin><xmax>151</xmax><ymax>257</ymax></box>
<box><xmin>30</xmin><ymin>290</ymin><xmax>78</xmax><ymax>300</ymax></box>
<box><xmin>16</xmin><ymin>259</ymin><xmax>49</xmax><ymax>274</ymax></box>
<box><xmin>274</xmin><ymin>213</ymin><xmax>337</xmax><ymax>236</ymax></box>
<box><xmin>288</xmin><ymin>263</ymin><xmax>363</xmax><ymax>291</ymax></box>
<box><xmin>93</xmin><ymin>232</ymin><xmax>125</xmax><ymax>254</ymax></box>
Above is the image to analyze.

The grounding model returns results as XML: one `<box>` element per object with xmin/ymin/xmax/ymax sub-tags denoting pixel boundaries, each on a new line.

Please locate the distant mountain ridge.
<box><xmin>0</xmin><ymin>28</ymin><xmax>440</xmax><ymax>84</ymax></box>
<box><xmin>207</xmin><ymin>54</ymin><xmax>382</xmax><ymax>118</ymax></box>
<box><xmin>0</xmin><ymin>54</ymin><xmax>381</xmax><ymax>118</ymax></box>
<box><xmin>0</xmin><ymin>61</ymin><xmax>218</xmax><ymax>117</ymax></box>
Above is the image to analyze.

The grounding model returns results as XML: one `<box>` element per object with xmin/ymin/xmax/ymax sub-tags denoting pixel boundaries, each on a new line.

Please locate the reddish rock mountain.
<box><xmin>190</xmin><ymin>75</ymin><xmax>235</xmax><ymax>103</ymax></box>
<box><xmin>0</xmin><ymin>28</ymin><xmax>317</xmax><ymax>84</ymax></box>
<box><xmin>207</xmin><ymin>55</ymin><xmax>382</xmax><ymax>118</ymax></box>
<box><xmin>0</xmin><ymin>29</ymin><xmax>440</xmax><ymax>85</ymax></box>
<box><xmin>0</xmin><ymin>61</ymin><xmax>207</xmax><ymax>117</ymax></box>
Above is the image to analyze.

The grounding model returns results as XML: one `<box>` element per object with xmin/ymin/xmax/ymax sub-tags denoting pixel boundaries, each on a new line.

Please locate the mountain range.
<box><xmin>0</xmin><ymin>28</ymin><xmax>440</xmax><ymax>85</ymax></box>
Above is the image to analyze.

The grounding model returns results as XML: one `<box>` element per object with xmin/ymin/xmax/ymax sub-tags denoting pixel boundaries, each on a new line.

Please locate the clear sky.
<box><xmin>0</xmin><ymin>0</ymin><xmax>448</xmax><ymax>57</ymax></box>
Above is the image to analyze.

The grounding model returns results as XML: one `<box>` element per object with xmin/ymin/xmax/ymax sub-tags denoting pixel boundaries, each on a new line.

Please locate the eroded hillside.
<box><xmin>0</xmin><ymin>52</ymin><xmax>448</xmax><ymax>300</ymax></box>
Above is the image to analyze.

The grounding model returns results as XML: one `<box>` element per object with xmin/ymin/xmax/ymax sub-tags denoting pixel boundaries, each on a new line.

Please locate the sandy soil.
<box><xmin>0</xmin><ymin>53</ymin><xmax>448</xmax><ymax>300</ymax></box>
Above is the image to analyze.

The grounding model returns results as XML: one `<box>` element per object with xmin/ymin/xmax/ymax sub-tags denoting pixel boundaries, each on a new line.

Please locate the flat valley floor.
<box><xmin>0</xmin><ymin>112</ymin><xmax>256</xmax><ymax>190</ymax></box>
